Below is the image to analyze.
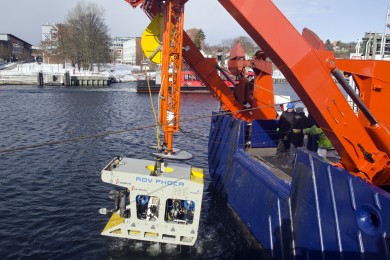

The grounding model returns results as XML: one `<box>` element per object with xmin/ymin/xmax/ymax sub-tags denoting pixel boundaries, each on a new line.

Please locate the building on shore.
<box><xmin>110</xmin><ymin>37</ymin><xmax>132</xmax><ymax>64</ymax></box>
<box><xmin>42</xmin><ymin>23</ymin><xmax>57</xmax><ymax>42</ymax></box>
<box><xmin>39</xmin><ymin>23</ymin><xmax>64</xmax><ymax>64</ymax></box>
<box><xmin>122</xmin><ymin>37</ymin><xmax>142</xmax><ymax>65</ymax></box>
<box><xmin>0</xmin><ymin>34</ymin><xmax>32</xmax><ymax>63</ymax></box>
<box><xmin>355</xmin><ymin>32</ymin><xmax>390</xmax><ymax>60</ymax></box>
<box><xmin>110</xmin><ymin>36</ymin><xmax>142</xmax><ymax>65</ymax></box>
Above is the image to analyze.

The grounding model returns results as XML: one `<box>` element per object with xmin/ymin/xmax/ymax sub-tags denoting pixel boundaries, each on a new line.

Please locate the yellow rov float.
<box><xmin>99</xmin><ymin>2</ymin><xmax>204</xmax><ymax>246</ymax></box>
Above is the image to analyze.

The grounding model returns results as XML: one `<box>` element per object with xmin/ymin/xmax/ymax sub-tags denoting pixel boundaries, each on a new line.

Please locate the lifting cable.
<box><xmin>0</xmin><ymin>100</ymin><xmax>300</xmax><ymax>154</ymax></box>
<box><xmin>251</xmin><ymin>81</ymin><xmax>293</xmax><ymax>104</ymax></box>
<box><xmin>145</xmin><ymin>64</ymin><xmax>162</xmax><ymax>150</ymax></box>
<box><xmin>0</xmin><ymin>124</ymin><xmax>156</xmax><ymax>154</ymax></box>
<box><xmin>216</xmin><ymin>64</ymin><xmax>294</xmax><ymax>105</ymax></box>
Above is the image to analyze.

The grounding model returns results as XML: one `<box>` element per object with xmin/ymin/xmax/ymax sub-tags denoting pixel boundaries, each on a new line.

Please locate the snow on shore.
<box><xmin>0</xmin><ymin>63</ymin><xmax>146</xmax><ymax>82</ymax></box>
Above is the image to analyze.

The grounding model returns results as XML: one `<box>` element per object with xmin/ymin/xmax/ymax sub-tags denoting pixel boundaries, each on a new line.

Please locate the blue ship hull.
<box><xmin>208</xmin><ymin>114</ymin><xmax>390</xmax><ymax>259</ymax></box>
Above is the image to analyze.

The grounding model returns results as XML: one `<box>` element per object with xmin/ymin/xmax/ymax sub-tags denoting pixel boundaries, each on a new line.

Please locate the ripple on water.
<box><xmin>0</xmin><ymin>83</ymin><xmax>268</xmax><ymax>260</ymax></box>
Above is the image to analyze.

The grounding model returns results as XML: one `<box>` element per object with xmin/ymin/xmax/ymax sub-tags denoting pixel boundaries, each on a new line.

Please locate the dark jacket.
<box><xmin>290</xmin><ymin>111</ymin><xmax>308</xmax><ymax>147</ymax></box>
<box><xmin>277</xmin><ymin>109</ymin><xmax>296</xmax><ymax>139</ymax></box>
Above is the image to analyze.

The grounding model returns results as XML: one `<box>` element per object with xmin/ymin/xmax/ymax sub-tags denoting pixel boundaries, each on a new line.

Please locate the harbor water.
<box><xmin>0</xmin><ymin>82</ymin><xmax>297</xmax><ymax>259</ymax></box>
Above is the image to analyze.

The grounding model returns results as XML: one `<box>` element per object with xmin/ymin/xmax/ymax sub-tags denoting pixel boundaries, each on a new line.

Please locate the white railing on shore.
<box><xmin>0</xmin><ymin>63</ymin><xmax>109</xmax><ymax>77</ymax></box>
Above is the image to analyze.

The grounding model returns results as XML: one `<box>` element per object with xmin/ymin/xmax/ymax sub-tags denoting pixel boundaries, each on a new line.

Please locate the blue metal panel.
<box><xmin>250</xmin><ymin>119</ymin><xmax>279</xmax><ymax>148</ymax></box>
<box><xmin>233</xmin><ymin>150</ymin><xmax>292</xmax><ymax>259</ymax></box>
<box><xmin>290</xmin><ymin>149</ymin><xmax>390</xmax><ymax>258</ymax></box>
<box><xmin>209</xmin><ymin>114</ymin><xmax>291</xmax><ymax>258</ymax></box>
<box><xmin>208</xmin><ymin>114</ymin><xmax>390</xmax><ymax>259</ymax></box>
<box><xmin>208</xmin><ymin>114</ymin><xmax>240</xmax><ymax>196</ymax></box>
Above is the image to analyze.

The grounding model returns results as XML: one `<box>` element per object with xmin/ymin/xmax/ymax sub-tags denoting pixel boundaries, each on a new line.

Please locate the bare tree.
<box><xmin>220</xmin><ymin>38</ymin><xmax>235</xmax><ymax>50</ymax></box>
<box><xmin>237</xmin><ymin>36</ymin><xmax>257</xmax><ymax>55</ymax></box>
<box><xmin>41</xmin><ymin>24</ymin><xmax>72</xmax><ymax>67</ymax></box>
<box><xmin>218</xmin><ymin>36</ymin><xmax>257</xmax><ymax>55</ymax></box>
<box><xmin>64</xmin><ymin>1</ymin><xmax>111</xmax><ymax>70</ymax></box>
<box><xmin>56</xmin><ymin>25</ymin><xmax>71</xmax><ymax>67</ymax></box>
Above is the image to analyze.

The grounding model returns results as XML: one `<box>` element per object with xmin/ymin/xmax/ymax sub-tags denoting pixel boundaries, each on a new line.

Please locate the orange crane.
<box><xmin>127</xmin><ymin>0</ymin><xmax>188</xmax><ymax>155</ymax></box>
<box><xmin>218</xmin><ymin>0</ymin><xmax>390</xmax><ymax>186</ymax></box>
<box><xmin>127</xmin><ymin>0</ymin><xmax>251</xmax><ymax>159</ymax></box>
<box><xmin>127</xmin><ymin>0</ymin><xmax>390</xmax><ymax>186</ymax></box>
<box><xmin>158</xmin><ymin>0</ymin><xmax>186</xmax><ymax>154</ymax></box>
<box><xmin>126</xmin><ymin>0</ymin><xmax>251</xmax><ymax>123</ymax></box>
<box><xmin>227</xmin><ymin>41</ymin><xmax>276</xmax><ymax>120</ymax></box>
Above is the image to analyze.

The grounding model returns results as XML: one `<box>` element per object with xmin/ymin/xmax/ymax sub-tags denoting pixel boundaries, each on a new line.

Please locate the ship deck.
<box><xmin>246</xmin><ymin>147</ymin><xmax>293</xmax><ymax>182</ymax></box>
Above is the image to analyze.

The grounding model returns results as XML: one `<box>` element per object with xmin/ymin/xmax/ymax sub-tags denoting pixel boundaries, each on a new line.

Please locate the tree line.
<box><xmin>205</xmin><ymin>35</ymin><xmax>356</xmax><ymax>59</ymax></box>
<box><xmin>41</xmin><ymin>2</ymin><xmax>111</xmax><ymax>70</ymax></box>
<box><xmin>190</xmin><ymin>28</ymin><xmax>259</xmax><ymax>60</ymax></box>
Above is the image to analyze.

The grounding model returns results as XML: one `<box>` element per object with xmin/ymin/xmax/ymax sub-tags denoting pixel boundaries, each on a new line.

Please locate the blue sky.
<box><xmin>0</xmin><ymin>0</ymin><xmax>389</xmax><ymax>46</ymax></box>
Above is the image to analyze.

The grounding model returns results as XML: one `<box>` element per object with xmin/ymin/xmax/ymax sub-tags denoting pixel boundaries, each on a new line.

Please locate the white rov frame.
<box><xmin>100</xmin><ymin>157</ymin><xmax>204</xmax><ymax>246</ymax></box>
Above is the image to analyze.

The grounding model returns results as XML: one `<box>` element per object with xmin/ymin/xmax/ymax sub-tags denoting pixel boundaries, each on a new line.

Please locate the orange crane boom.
<box><xmin>127</xmin><ymin>0</ymin><xmax>390</xmax><ymax>186</ymax></box>
<box><xmin>127</xmin><ymin>0</ymin><xmax>251</xmax><ymax>157</ymax></box>
<box><xmin>159</xmin><ymin>0</ymin><xmax>187</xmax><ymax>153</ymax></box>
<box><xmin>218</xmin><ymin>0</ymin><xmax>390</xmax><ymax>185</ymax></box>
<box><xmin>127</xmin><ymin>0</ymin><xmax>251</xmax><ymax>123</ymax></box>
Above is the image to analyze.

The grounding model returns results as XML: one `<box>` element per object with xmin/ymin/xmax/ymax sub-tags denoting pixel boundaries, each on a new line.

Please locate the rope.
<box><xmin>179</xmin><ymin>127</ymin><xmax>204</xmax><ymax>139</ymax></box>
<box><xmin>0</xmin><ymin>124</ymin><xmax>156</xmax><ymax>154</ymax></box>
<box><xmin>145</xmin><ymin>65</ymin><xmax>162</xmax><ymax>150</ymax></box>
<box><xmin>0</xmin><ymin>100</ymin><xmax>299</xmax><ymax>154</ymax></box>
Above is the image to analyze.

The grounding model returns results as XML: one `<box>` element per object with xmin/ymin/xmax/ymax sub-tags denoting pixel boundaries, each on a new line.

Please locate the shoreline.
<box><xmin>0</xmin><ymin>62</ymin><xmax>141</xmax><ymax>86</ymax></box>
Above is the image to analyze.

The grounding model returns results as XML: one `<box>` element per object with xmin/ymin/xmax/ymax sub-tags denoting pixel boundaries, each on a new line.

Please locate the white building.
<box><xmin>110</xmin><ymin>37</ymin><xmax>133</xmax><ymax>63</ymax></box>
<box><xmin>123</xmin><ymin>38</ymin><xmax>138</xmax><ymax>65</ymax></box>
<box><xmin>41</xmin><ymin>23</ymin><xmax>56</xmax><ymax>42</ymax></box>
<box><xmin>355</xmin><ymin>32</ymin><xmax>390</xmax><ymax>60</ymax></box>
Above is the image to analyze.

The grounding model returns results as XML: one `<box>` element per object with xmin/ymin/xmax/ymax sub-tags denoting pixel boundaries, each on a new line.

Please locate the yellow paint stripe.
<box><xmin>191</xmin><ymin>167</ymin><xmax>204</xmax><ymax>184</ymax></box>
<box><xmin>146</xmin><ymin>165</ymin><xmax>174</xmax><ymax>173</ymax></box>
<box><xmin>102</xmin><ymin>213</ymin><xmax>124</xmax><ymax>233</ymax></box>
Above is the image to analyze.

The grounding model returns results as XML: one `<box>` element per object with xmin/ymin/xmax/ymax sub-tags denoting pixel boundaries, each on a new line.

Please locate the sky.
<box><xmin>0</xmin><ymin>0</ymin><xmax>389</xmax><ymax>46</ymax></box>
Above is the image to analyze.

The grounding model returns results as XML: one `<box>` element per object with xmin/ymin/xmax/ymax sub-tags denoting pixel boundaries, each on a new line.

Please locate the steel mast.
<box><xmin>160</xmin><ymin>0</ymin><xmax>187</xmax><ymax>155</ymax></box>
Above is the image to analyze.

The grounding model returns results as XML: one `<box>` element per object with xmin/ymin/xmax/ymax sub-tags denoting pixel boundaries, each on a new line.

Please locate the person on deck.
<box><xmin>303</xmin><ymin>124</ymin><xmax>339</xmax><ymax>160</ymax></box>
<box><xmin>305</xmin><ymin>114</ymin><xmax>319</xmax><ymax>152</ymax></box>
<box><xmin>287</xmin><ymin>107</ymin><xmax>308</xmax><ymax>166</ymax></box>
<box><xmin>275</xmin><ymin>102</ymin><xmax>296</xmax><ymax>158</ymax></box>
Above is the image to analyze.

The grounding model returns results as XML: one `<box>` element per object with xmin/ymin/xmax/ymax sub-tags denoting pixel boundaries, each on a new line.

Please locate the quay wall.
<box><xmin>0</xmin><ymin>73</ymin><xmax>110</xmax><ymax>86</ymax></box>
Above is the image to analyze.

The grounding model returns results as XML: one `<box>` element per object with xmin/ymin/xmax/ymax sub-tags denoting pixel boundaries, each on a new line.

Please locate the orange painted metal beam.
<box><xmin>336</xmin><ymin>59</ymin><xmax>390</xmax><ymax>126</ymax></box>
<box><xmin>125</xmin><ymin>0</ymin><xmax>143</xmax><ymax>8</ymax></box>
<box><xmin>219</xmin><ymin>0</ymin><xmax>390</xmax><ymax>185</ymax></box>
<box><xmin>181</xmin><ymin>34</ymin><xmax>251</xmax><ymax>121</ymax></box>
<box><xmin>228</xmin><ymin>42</ymin><xmax>276</xmax><ymax>120</ymax></box>
<box><xmin>125</xmin><ymin>0</ymin><xmax>251</xmax><ymax>122</ymax></box>
<box><xmin>336</xmin><ymin>59</ymin><xmax>390</xmax><ymax>161</ymax></box>
<box><xmin>158</xmin><ymin>0</ymin><xmax>186</xmax><ymax>153</ymax></box>
<box><xmin>251</xmin><ymin>70</ymin><xmax>275</xmax><ymax>120</ymax></box>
